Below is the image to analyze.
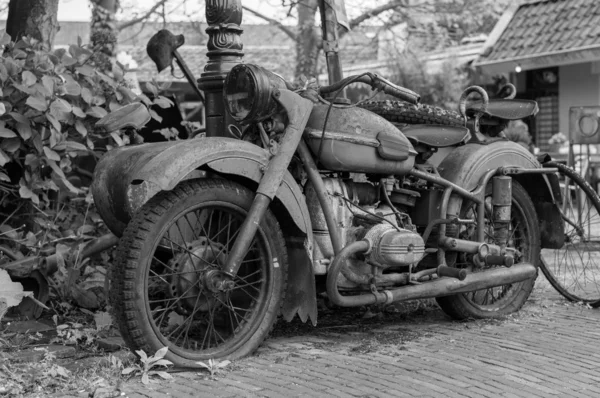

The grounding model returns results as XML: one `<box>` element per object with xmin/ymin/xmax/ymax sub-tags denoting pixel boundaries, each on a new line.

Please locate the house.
<box><xmin>474</xmin><ymin>0</ymin><xmax>600</xmax><ymax>151</ymax></box>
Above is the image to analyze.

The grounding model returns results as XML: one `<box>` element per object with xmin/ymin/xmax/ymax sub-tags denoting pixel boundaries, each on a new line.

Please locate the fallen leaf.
<box><xmin>0</xmin><ymin>269</ymin><xmax>33</xmax><ymax>321</ymax></box>
<box><xmin>94</xmin><ymin>311</ymin><xmax>112</xmax><ymax>330</ymax></box>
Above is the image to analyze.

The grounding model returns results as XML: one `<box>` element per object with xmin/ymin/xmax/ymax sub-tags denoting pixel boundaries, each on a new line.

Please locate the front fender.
<box><xmin>438</xmin><ymin>141</ymin><xmax>562</xmax><ymax>248</ymax></box>
<box><xmin>92</xmin><ymin>138</ymin><xmax>311</xmax><ymax>239</ymax></box>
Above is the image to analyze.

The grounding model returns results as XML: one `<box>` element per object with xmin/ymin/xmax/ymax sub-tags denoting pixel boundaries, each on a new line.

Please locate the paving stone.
<box><xmin>50</xmin><ymin>288</ymin><xmax>600</xmax><ymax>397</ymax></box>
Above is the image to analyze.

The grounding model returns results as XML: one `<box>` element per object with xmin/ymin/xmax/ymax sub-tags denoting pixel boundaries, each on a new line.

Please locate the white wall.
<box><xmin>559</xmin><ymin>63</ymin><xmax>600</xmax><ymax>136</ymax></box>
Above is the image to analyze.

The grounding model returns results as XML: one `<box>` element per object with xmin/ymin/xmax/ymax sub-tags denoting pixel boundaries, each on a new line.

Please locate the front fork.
<box><xmin>224</xmin><ymin>91</ymin><xmax>314</xmax><ymax>275</ymax></box>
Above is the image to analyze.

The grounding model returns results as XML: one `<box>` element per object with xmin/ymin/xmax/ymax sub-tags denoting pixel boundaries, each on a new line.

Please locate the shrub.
<box><xmin>0</xmin><ymin>31</ymin><xmax>169</xmax><ymax>208</ymax></box>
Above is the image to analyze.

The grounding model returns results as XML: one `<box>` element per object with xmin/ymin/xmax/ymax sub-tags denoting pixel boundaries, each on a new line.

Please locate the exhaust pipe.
<box><xmin>326</xmin><ymin>240</ymin><xmax>537</xmax><ymax>307</ymax></box>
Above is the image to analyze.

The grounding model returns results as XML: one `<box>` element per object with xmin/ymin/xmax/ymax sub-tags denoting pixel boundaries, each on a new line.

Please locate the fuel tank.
<box><xmin>304</xmin><ymin>104</ymin><xmax>416</xmax><ymax>175</ymax></box>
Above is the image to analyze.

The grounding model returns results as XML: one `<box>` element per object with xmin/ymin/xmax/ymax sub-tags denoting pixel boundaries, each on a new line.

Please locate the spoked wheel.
<box><xmin>436</xmin><ymin>181</ymin><xmax>540</xmax><ymax>319</ymax></box>
<box><xmin>110</xmin><ymin>179</ymin><xmax>287</xmax><ymax>366</ymax></box>
<box><xmin>539</xmin><ymin>162</ymin><xmax>600</xmax><ymax>306</ymax></box>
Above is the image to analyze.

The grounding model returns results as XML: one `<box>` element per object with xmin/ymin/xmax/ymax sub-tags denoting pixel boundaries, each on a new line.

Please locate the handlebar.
<box><xmin>318</xmin><ymin>73</ymin><xmax>420</xmax><ymax>105</ymax></box>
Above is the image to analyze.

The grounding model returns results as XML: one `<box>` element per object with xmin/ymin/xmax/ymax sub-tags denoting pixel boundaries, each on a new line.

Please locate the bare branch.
<box><xmin>117</xmin><ymin>0</ymin><xmax>169</xmax><ymax>31</ymax></box>
<box><xmin>348</xmin><ymin>0</ymin><xmax>408</xmax><ymax>30</ymax></box>
<box><xmin>243</xmin><ymin>5</ymin><xmax>297</xmax><ymax>41</ymax></box>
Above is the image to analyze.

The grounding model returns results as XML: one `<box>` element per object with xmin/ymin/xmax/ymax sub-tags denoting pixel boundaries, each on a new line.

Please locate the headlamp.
<box><xmin>224</xmin><ymin>64</ymin><xmax>287</xmax><ymax>124</ymax></box>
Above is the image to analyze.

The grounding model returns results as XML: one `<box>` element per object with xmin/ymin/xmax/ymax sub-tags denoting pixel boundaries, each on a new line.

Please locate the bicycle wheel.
<box><xmin>539</xmin><ymin>161</ymin><xmax>600</xmax><ymax>306</ymax></box>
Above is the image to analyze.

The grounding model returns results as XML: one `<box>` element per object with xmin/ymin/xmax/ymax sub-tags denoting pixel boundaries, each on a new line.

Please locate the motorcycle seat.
<box><xmin>96</xmin><ymin>102</ymin><xmax>151</xmax><ymax>132</ymax></box>
<box><xmin>402</xmin><ymin>124</ymin><xmax>470</xmax><ymax>148</ymax></box>
<box><xmin>467</xmin><ymin>99</ymin><xmax>539</xmax><ymax>121</ymax></box>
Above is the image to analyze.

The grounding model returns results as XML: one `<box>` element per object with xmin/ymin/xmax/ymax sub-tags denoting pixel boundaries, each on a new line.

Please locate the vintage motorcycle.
<box><xmin>91</xmin><ymin>7</ymin><xmax>563</xmax><ymax>366</ymax></box>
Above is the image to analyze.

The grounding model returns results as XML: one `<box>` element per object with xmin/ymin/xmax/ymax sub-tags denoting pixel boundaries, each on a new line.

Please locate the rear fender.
<box><xmin>92</xmin><ymin>137</ymin><xmax>317</xmax><ymax>324</ymax></box>
<box><xmin>438</xmin><ymin>141</ymin><xmax>563</xmax><ymax>248</ymax></box>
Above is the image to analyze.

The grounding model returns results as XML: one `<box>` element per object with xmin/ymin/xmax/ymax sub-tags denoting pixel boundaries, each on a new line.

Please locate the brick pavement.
<box><xmin>114</xmin><ymin>279</ymin><xmax>600</xmax><ymax>397</ymax></box>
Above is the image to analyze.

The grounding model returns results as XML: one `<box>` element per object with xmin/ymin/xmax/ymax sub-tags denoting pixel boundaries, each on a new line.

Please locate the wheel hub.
<box><xmin>167</xmin><ymin>238</ymin><xmax>229</xmax><ymax>314</ymax></box>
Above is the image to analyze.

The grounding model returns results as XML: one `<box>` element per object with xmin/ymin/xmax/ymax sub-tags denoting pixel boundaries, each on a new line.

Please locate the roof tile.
<box><xmin>482</xmin><ymin>0</ymin><xmax>600</xmax><ymax>62</ymax></box>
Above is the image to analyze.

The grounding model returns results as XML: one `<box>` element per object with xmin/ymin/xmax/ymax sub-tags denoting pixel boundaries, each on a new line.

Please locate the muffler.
<box><xmin>326</xmin><ymin>240</ymin><xmax>537</xmax><ymax>307</ymax></box>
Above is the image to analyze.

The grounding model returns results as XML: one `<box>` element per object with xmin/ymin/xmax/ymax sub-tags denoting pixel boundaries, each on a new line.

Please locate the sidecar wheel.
<box><xmin>436</xmin><ymin>181</ymin><xmax>540</xmax><ymax>319</ymax></box>
<box><xmin>109</xmin><ymin>179</ymin><xmax>287</xmax><ymax>366</ymax></box>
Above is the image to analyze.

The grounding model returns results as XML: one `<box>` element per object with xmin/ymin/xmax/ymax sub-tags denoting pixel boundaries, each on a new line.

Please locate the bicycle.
<box><xmin>539</xmin><ymin>160</ymin><xmax>600</xmax><ymax>306</ymax></box>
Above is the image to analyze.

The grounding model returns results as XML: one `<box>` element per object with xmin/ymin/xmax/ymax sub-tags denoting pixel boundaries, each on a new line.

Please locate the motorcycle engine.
<box><xmin>306</xmin><ymin>178</ymin><xmax>425</xmax><ymax>280</ymax></box>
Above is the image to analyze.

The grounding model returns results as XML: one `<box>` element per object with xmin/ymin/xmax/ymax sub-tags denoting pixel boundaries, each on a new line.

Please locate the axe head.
<box><xmin>146</xmin><ymin>29</ymin><xmax>185</xmax><ymax>72</ymax></box>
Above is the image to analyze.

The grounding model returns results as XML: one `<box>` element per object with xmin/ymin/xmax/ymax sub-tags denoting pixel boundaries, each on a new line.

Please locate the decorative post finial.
<box><xmin>198</xmin><ymin>0</ymin><xmax>244</xmax><ymax>137</ymax></box>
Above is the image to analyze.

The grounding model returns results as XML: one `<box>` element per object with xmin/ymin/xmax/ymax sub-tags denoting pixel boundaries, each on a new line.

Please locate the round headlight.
<box><xmin>224</xmin><ymin>64</ymin><xmax>286</xmax><ymax>124</ymax></box>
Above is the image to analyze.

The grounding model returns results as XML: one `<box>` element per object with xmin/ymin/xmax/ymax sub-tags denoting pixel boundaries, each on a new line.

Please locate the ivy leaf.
<box><xmin>97</xmin><ymin>72</ymin><xmax>116</xmax><ymax>89</ymax></box>
<box><xmin>118</xmin><ymin>86</ymin><xmax>138</xmax><ymax>102</ymax></box>
<box><xmin>93</xmin><ymin>96</ymin><xmax>106</xmax><ymax>106</ymax></box>
<box><xmin>75</xmin><ymin>65</ymin><xmax>95</xmax><ymax>77</ymax></box>
<box><xmin>25</xmin><ymin>154</ymin><xmax>39</xmax><ymax>167</ymax></box>
<box><xmin>46</xmin><ymin>114</ymin><xmax>62</xmax><ymax>133</ymax></box>
<box><xmin>87</xmin><ymin>106</ymin><xmax>108</xmax><ymax>119</ymax></box>
<box><xmin>0</xmin><ymin>64</ymin><xmax>8</xmax><ymax>82</ymax></box>
<box><xmin>159</xmin><ymin>81</ymin><xmax>172</xmax><ymax>91</ymax></box>
<box><xmin>61</xmin><ymin>54</ymin><xmax>77</xmax><ymax>66</ymax></box>
<box><xmin>46</xmin><ymin>159</ymin><xmax>65</xmax><ymax>178</ymax></box>
<box><xmin>0</xmin><ymin>127</ymin><xmax>17</xmax><ymax>138</ymax></box>
<box><xmin>18</xmin><ymin>184</ymin><xmax>39</xmax><ymax>205</ymax></box>
<box><xmin>153</xmin><ymin>97</ymin><xmax>173</xmax><ymax>109</ymax></box>
<box><xmin>1</xmin><ymin>138</ymin><xmax>21</xmax><ymax>153</ymax></box>
<box><xmin>0</xmin><ymin>172</ymin><xmax>9</xmax><ymax>182</ymax></box>
<box><xmin>43</xmin><ymin>146</ymin><xmax>61</xmax><ymax>162</ymax></box>
<box><xmin>0</xmin><ymin>103</ymin><xmax>5</xmax><ymax>116</ymax></box>
<box><xmin>63</xmin><ymin>78</ymin><xmax>81</xmax><ymax>96</ymax></box>
<box><xmin>53</xmin><ymin>141</ymin><xmax>87</xmax><ymax>152</ymax></box>
<box><xmin>81</xmin><ymin>87</ymin><xmax>93</xmax><ymax>104</ymax></box>
<box><xmin>110</xmin><ymin>132</ymin><xmax>124</xmax><ymax>146</ymax></box>
<box><xmin>42</xmin><ymin>75</ymin><xmax>55</xmax><ymax>94</ymax></box>
<box><xmin>149</xmin><ymin>109</ymin><xmax>163</xmax><ymax>123</ymax></box>
<box><xmin>31</xmin><ymin>130</ymin><xmax>43</xmax><ymax>153</ymax></box>
<box><xmin>145</xmin><ymin>82</ymin><xmax>159</xmax><ymax>97</ymax></box>
<box><xmin>9</xmin><ymin>112</ymin><xmax>29</xmax><ymax>124</ymax></box>
<box><xmin>0</xmin><ymin>148</ymin><xmax>10</xmax><ymax>166</ymax></box>
<box><xmin>0</xmin><ymin>30</ymin><xmax>11</xmax><ymax>47</ymax></box>
<box><xmin>22</xmin><ymin>70</ymin><xmax>37</xmax><ymax>86</ymax></box>
<box><xmin>16</xmin><ymin>123</ymin><xmax>32</xmax><ymax>140</ymax></box>
<box><xmin>26</xmin><ymin>95</ymin><xmax>48</xmax><ymax>112</ymax></box>
<box><xmin>72</xmin><ymin>106</ymin><xmax>86</xmax><ymax>118</ymax></box>
<box><xmin>69</xmin><ymin>44</ymin><xmax>92</xmax><ymax>64</ymax></box>
<box><xmin>14</xmin><ymin>83</ymin><xmax>35</xmax><ymax>95</ymax></box>
<box><xmin>4</xmin><ymin>58</ymin><xmax>21</xmax><ymax>77</ymax></box>
<box><xmin>50</xmin><ymin>98</ymin><xmax>72</xmax><ymax>120</ymax></box>
<box><xmin>74</xmin><ymin>120</ymin><xmax>87</xmax><ymax>136</ymax></box>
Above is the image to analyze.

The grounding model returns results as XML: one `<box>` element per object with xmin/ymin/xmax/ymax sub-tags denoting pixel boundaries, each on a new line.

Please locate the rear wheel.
<box><xmin>110</xmin><ymin>179</ymin><xmax>287</xmax><ymax>366</ymax></box>
<box><xmin>359</xmin><ymin>101</ymin><xmax>463</xmax><ymax>127</ymax></box>
<box><xmin>436</xmin><ymin>181</ymin><xmax>540</xmax><ymax>319</ymax></box>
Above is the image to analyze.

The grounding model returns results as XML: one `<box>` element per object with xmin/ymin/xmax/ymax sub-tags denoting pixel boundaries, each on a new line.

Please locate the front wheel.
<box><xmin>109</xmin><ymin>179</ymin><xmax>288</xmax><ymax>366</ymax></box>
<box><xmin>436</xmin><ymin>181</ymin><xmax>541</xmax><ymax>319</ymax></box>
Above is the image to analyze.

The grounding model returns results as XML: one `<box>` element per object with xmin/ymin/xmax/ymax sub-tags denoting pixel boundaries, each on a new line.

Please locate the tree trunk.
<box><xmin>6</xmin><ymin>0</ymin><xmax>60</xmax><ymax>50</ymax></box>
<box><xmin>295</xmin><ymin>0</ymin><xmax>320</xmax><ymax>80</ymax></box>
<box><xmin>90</xmin><ymin>0</ymin><xmax>119</xmax><ymax>71</ymax></box>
